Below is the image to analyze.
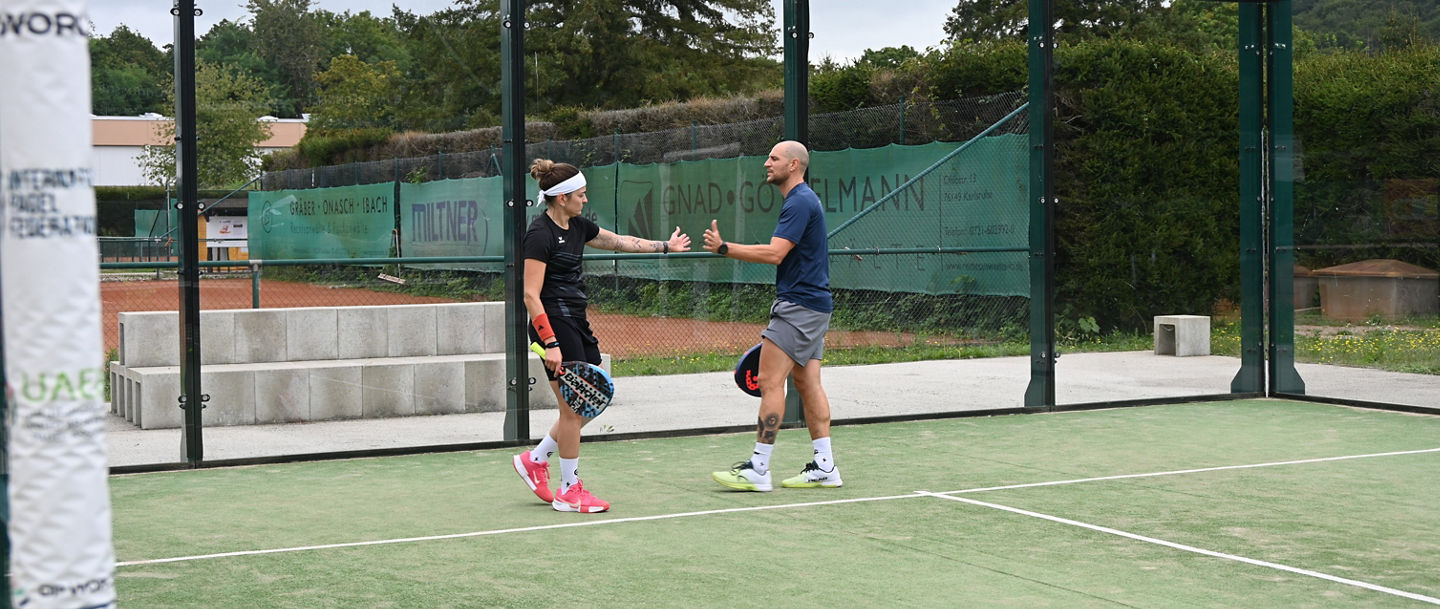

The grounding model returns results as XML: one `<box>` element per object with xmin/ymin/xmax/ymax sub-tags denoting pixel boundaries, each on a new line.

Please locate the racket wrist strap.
<box><xmin>532</xmin><ymin>313</ymin><xmax>557</xmax><ymax>346</ymax></box>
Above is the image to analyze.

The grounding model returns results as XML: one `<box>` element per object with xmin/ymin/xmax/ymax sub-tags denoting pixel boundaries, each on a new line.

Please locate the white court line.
<box><xmin>117</xmin><ymin>446</ymin><xmax>1440</xmax><ymax>568</ymax></box>
<box><xmin>933</xmin><ymin>446</ymin><xmax>1440</xmax><ymax>496</ymax></box>
<box><xmin>115</xmin><ymin>493</ymin><xmax>919</xmax><ymax>567</ymax></box>
<box><xmin>917</xmin><ymin>491</ymin><xmax>1440</xmax><ymax>606</ymax></box>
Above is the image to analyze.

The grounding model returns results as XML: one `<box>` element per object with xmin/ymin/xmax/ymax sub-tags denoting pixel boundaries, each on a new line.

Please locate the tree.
<box><xmin>943</xmin><ymin>0</ymin><xmax>1165</xmax><ymax>42</ymax></box>
<box><xmin>314</xmin><ymin>9</ymin><xmax>411</xmax><ymax>68</ymax></box>
<box><xmin>391</xmin><ymin>5</ymin><xmax>502</xmax><ymax>132</ymax></box>
<box><xmin>91</xmin><ymin>25</ymin><xmax>168</xmax><ymax>115</ymax></box>
<box><xmin>309</xmin><ymin>55</ymin><xmax>402</xmax><ymax>134</ymax></box>
<box><xmin>1293</xmin><ymin>0</ymin><xmax>1440</xmax><ymax>50</ymax></box>
<box><xmin>246</xmin><ymin>0</ymin><xmax>325</xmax><ymax>117</ymax></box>
<box><xmin>138</xmin><ymin>60</ymin><xmax>273</xmax><ymax>188</ymax></box>
<box><xmin>450</xmin><ymin>0</ymin><xmax>778</xmax><ymax>112</ymax></box>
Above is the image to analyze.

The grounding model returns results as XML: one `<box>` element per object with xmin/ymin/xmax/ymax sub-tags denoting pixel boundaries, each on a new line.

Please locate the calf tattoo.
<box><xmin>757</xmin><ymin>413</ymin><xmax>780</xmax><ymax>443</ymax></box>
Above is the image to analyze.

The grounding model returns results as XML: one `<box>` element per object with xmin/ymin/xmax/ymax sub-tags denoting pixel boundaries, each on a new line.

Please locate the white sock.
<box><xmin>531</xmin><ymin>434</ymin><xmax>558</xmax><ymax>464</ymax></box>
<box><xmin>749</xmin><ymin>442</ymin><xmax>773</xmax><ymax>474</ymax></box>
<box><xmin>813</xmin><ymin>437</ymin><xmax>834</xmax><ymax>471</ymax></box>
<box><xmin>560</xmin><ymin>458</ymin><xmax>580</xmax><ymax>492</ymax></box>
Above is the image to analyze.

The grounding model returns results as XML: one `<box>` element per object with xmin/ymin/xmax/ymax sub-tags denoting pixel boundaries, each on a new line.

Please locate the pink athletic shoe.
<box><xmin>551</xmin><ymin>479</ymin><xmax>610</xmax><ymax>513</ymax></box>
<box><xmin>512</xmin><ymin>451</ymin><xmax>553</xmax><ymax>503</ymax></box>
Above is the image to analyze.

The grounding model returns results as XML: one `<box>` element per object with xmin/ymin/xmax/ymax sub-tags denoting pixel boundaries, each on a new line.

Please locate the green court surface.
<box><xmin>111</xmin><ymin>399</ymin><xmax>1440</xmax><ymax>608</ymax></box>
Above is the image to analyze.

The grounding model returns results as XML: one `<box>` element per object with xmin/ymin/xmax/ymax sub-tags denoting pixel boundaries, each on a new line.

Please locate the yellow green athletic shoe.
<box><xmin>712</xmin><ymin>461</ymin><xmax>772</xmax><ymax>492</ymax></box>
<box><xmin>780</xmin><ymin>461</ymin><xmax>844</xmax><ymax>488</ymax></box>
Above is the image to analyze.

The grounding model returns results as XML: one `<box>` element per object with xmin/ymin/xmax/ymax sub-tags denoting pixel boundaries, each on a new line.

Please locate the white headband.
<box><xmin>541</xmin><ymin>172</ymin><xmax>586</xmax><ymax>197</ymax></box>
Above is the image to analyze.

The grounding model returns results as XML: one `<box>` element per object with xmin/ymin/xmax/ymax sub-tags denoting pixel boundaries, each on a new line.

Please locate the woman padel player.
<box><xmin>513</xmin><ymin>158</ymin><xmax>691</xmax><ymax>513</ymax></box>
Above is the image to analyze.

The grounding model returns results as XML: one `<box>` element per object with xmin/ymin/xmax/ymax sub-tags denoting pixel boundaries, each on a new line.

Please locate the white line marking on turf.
<box><xmin>116</xmin><ymin>446</ymin><xmax>1440</xmax><ymax>568</ymax></box>
<box><xmin>115</xmin><ymin>493</ymin><xmax>919</xmax><ymax>567</ymax></box>
<box><xmin>916</xmin><ymin>491</ymin><xmax>1440</xmax><ymax>606</ymax></box>
<box><xmin>932</xmin><ymin>446</ymin><xmax>1440</xmax><ymax>496</ymax></box>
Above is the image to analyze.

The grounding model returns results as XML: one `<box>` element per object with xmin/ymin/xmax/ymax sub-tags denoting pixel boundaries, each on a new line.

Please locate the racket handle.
<box><xmin>529</xmin><ymin>342</ymin><xmax>547</xmax><ymax>358</ymax></box>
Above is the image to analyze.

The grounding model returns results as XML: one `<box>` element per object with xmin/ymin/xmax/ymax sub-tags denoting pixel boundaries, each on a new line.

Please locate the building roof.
<box><xmin>92</xmin><ymin>115</ymin><xmax>307</xmax><ymax>148</ymax></box>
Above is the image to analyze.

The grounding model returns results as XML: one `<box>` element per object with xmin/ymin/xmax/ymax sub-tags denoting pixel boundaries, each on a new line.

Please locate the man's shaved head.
<box><xmin>774</xmin><ymin>140</ymin><xmax>809</xmax><ymax>170</ymax></box>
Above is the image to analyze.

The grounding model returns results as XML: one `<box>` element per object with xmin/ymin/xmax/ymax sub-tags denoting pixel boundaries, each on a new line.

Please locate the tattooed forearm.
<box><xmin>626</xmin><ymin>235</ymin><xmax>663</xmax><ymax>253</ymax></box>
<box><xmin>756</xmin><ymin>413</ymin><xmax>780</xmax><ymax>443</ymax></box>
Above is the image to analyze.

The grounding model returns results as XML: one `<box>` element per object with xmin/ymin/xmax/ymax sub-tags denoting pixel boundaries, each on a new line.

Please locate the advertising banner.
<box><xmin>245</xmin><ymin>139</ymin><xmax>1029</xmax><ymax>294</ymax></box>
<box><xmin>206</xmin><ymin>215</ymin><xmax>248</xmax><ymax>249</ymax></box>
<box><xmin>0</xmin><ymin>1</ymin><xmax>119</xmax><ymax>607</ymax></box>
<box><xmin>248</xmin><ymin>183</ymin><xmax>394</xmax><ymax>259</ymax></box>
<box><xmin>399</xmin><ymin>177</ymin><xmax>503</xmax><ymax>270</ymax></box>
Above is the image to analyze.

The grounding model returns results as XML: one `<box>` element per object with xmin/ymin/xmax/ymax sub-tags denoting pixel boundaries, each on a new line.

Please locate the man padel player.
<box><xmin>513</xmin><ymin>158</ymin><xmax>691</xmax><ymax>513</ymax></box>
<box><xmin>704</xmin><ymin>140</ymin><xmax>843</xmax><ymax>491</ymax></box>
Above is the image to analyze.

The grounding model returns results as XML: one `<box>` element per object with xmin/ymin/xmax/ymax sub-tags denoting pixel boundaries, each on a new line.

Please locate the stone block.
<box><xmin>234</xmin><ymin>309</ymin><xmax>288</xmax><ymax>363</ymax></box>
<box><xmin>255</xmin><ymin>365</ymin><xmax>310</xmax><ymax>423</ymax></box>
<box><xmin>482</xmin><ymin>303</ymin><xmax>505</xmax><ymax>353</ymax></box>
<box><xmin>387</xmin><ymin>305</ymin><xmax>438</xmax><ymax>357</ymax></box>
<box><xmin>202</xmin><ymin>368</ymin><xmax>256</xmax><ymax>427</ymax></box>
<box><xmin>1154</xmin><ymin>315</ymin><xmax>1210</xmax><ymax>357</ymax></box>
<box><xmin>338</xmin><ymin>307</ymin><xmax>387</xmax><ymax>358</ymax></box>
<box><xmin>287</xmin><ymin>308</ymin><xmax>339</xmax><ymax>361</ymax></box>
<box><xmin>132</xmin><ymin>366</ymin><xmax>181</xmax><ymax>430</ymax></box>
<box><xmin>361</xmin><ymin>362</ymin><xmax>415</xmax><ymax>418</ymax></box>
<box><xmin>118</xmin><ymin>312</ymin><xmax>176</xmax><ymax>367</ymax></box>
<box><xmin>414</xmin><ymin>360</ymin><xmax>465</xmax><ymax>415</ymax></box>
<box><xmin>463</xmin><ymin>356</ymin><xmax>507</xmax><ymax>412</ymax></box>
<box><xmin>201</xmin><ymin>310</ymin><xmax>237</xmax><ymax>364</ymax></box>
<box><xmin>436</xmin><ymin>303</ymin><xmax>488</xmax><ymax>355</ymax></box>
<box><xmin>310</xmin><ymin>365</ymin><xmax>362</xmax><ymax>421</ymax></box>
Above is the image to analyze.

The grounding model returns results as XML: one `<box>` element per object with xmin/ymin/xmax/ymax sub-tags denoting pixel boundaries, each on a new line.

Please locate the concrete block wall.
<box><xmin>110</xmin><ymin>303</ymin><xmax>605</xmax><ymax>429</ymax></box>
<box><xmin>116</xmin><ymin>302</ymin><xmax>507</xmax><ymax>367</ymax></box>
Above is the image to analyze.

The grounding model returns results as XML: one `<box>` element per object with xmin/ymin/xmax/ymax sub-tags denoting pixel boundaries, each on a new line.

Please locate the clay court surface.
<box><xmin>100</xmin><ymin>277</ymin><xmax>916</xmax><ymax>358</ymax></box>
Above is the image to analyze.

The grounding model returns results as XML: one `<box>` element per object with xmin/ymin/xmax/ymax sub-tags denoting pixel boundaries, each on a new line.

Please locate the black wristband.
<box><xmin>717</xmin><ymin>242</ymin><xmax>729</xmax><ymax>256</ymax></box>
<box><xmin>662</xmin><ymin>241</ymin><xmax>669</xmax><ymax>254</ymax></box>
<box><xmin>544</xmin><ymin>341</ymin><xmax>560</xmax><ymax>349</ymax></box>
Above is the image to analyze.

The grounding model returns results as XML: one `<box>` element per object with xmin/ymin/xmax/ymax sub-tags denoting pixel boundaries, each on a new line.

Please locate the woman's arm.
<box><xmin>522</xmin><ymin>258</ymin><xmax>560</xmax><ymax>371</ymax></box>
<box><xmin>586</xmin><ymin>226</ymin><xmax>691</xmax><ymax>254</ymax></box>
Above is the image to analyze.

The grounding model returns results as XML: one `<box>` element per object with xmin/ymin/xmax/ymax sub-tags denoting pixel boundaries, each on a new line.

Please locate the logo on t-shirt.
<box><xmin>557</xmin><ymin>236</ymin><xmax>566</xmax><ymax>244</ymax></box>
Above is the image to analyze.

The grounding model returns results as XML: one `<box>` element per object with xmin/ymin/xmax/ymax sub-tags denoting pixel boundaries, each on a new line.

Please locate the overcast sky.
<box><xmin>86</xmin><ymin>0</ymin><xmax>956</xmax><ymax>64</ymax></box>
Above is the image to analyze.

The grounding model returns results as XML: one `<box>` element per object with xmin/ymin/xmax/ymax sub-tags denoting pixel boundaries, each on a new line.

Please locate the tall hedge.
<box><xmin>1055</xmin><ymin>40</ymin><xmax>1240</xmax><ymax>330</ymax></box>
<box><xmin>931</xmin><ymin>39</ymin><xmax>1239</xmax><ymax>330</ymax></box>
<box><xmin>1292</xmin><ymin>46</ymin><xmax>1440</xmax><ymax>269</ymax></box>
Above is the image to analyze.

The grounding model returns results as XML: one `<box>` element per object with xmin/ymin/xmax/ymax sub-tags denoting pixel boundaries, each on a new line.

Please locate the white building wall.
<box><xmin>93</xmin><ymin>146</ymin><xmax>148</xmax><ymax>186</ymax></box>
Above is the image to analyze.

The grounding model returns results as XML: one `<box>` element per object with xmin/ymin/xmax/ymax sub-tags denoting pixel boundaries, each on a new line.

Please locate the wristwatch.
<box><xmin>717</xmin><ymin>242</ymin><xmax>729</xmax><ymax>256</ymax></box>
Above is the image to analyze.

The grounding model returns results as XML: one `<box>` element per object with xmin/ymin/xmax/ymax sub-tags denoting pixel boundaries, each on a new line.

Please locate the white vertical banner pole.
<box><xmin>0</xmin><ymin>1</ymin><xmax>119</xmax><ymax>608</ymax></box>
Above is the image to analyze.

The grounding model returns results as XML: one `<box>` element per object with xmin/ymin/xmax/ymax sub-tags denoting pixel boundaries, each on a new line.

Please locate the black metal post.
<box><xmin>175</xmin><ymin>0</ymin><xmax>205</xmax><ymax>463</ymax></box>
<box><xmin>1231</xmin><ymin>2</ymin><xmax>1266</xmax><ymax>393</ymax></box>
<box><xmin>501</xmin><ymin>0</ymin><xmax>532</xmax><ymax>442</ymax></box>
<box><xmin>782</xmin><ymin>0</ymin><xmax>811</xmax><ymax>425</ymax></box>
<box><xmin>1024</xmin><ymin>0</ymin><xmax>1057</xmax><ymax>407</ymax></box>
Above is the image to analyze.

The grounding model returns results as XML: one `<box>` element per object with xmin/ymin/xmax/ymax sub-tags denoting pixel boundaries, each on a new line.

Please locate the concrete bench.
<box><xmin>108</xmin><ymin>303</ymin><xmax>608</xmax><ymax>429</ymax></box>
<box><xmin>1153</xmin><ymin>314</ymin><xmax>1210</xmax><ymax>357</ymax></box>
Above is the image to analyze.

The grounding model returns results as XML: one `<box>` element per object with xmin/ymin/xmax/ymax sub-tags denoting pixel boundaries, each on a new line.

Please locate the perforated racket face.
<box><xmin>733</xmin><ymin>343</ymin><xmax>762</xmax><ymax>397</ymax></box>
<box><xmin>557</xmin><ymin>362</ymin><xmax>615</xmax><ymax>418</ymax></box>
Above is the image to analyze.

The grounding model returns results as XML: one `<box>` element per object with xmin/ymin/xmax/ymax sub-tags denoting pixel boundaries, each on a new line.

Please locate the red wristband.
<box><xmin>532</xmin><ymin>313</ymin><xmax>557</xmax><ymax>345</ymax></box>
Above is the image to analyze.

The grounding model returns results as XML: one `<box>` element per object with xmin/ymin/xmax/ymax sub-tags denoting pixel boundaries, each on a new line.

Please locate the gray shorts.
<box><xmin>760</xmin><ymin>299</ymin><xmax>830</xmax><ymax>365</ymax></box>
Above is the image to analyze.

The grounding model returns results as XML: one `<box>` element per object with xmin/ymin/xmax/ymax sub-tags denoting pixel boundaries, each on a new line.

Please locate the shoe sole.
<box><xmin>711</xmin><ymin>471</ymin><xmax>772</xmax><ymax>492</ymax></box>
<box><xmin>552</xmin><ymin>500</ymin><xmax>608</xmax><ymax>513</ymax></box>
<box><xmin>781</xmin><ymin>479</ymin><xmax>843</xmax><ymax>488</ymax></box>
<box><xmin>512</xmin><ymin>455</ymin><xmax>554</xmax><ymax>502</ymax></box>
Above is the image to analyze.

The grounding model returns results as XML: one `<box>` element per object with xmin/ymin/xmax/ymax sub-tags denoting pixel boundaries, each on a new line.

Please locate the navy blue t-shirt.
<box><xmin>522</xmin><ymin>213</ymin><xmax>600</xmax><ymax>318</ymax></box>
<box><xmin>772</xmin><ymin>182</ymin><xmax>832</xmax><ymax>313</ymax></box>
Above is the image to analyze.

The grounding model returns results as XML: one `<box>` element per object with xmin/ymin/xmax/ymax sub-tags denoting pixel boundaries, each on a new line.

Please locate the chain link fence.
<box><xmin>260</xmin><ymin>93</ymin><xmax>1026</xmax><ymax>188</ymax></box>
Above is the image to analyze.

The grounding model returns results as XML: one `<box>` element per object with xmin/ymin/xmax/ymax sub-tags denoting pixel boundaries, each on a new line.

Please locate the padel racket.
<box><xmin>529</xmin><ymin>342</ymin><xmax>615</xmax><ymax>418</ymax></box>
<box><xmin>733</xmin><ymin>342</ymin><xmax>762</xmax><ymax>397</ymax></box>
